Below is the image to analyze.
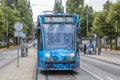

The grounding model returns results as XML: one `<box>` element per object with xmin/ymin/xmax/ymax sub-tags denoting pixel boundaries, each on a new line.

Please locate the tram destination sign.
<box><xmin>44</xmin><ymin>16</ymin><xmax>74</xmax><ymax>23</ymax></box>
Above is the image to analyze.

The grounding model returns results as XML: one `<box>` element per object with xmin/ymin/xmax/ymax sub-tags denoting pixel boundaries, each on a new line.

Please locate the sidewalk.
<box><xmin>0</xmin><ymin>48</ymin><xmax>37</xmax><ymax>80</ymax></box>
<box><xmin>102</xmin><ymin>48</ymin><xmax>120</xmax><ymax>54</ymax></box>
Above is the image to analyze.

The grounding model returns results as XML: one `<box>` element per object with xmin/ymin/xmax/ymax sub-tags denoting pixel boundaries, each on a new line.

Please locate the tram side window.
<box><xmin>40</xmin><ymin>30</ymin><xmax>43</xmax><ymax>50</ymax></box>
<box><xmin>38</xmin><ymin>28</ymin><xmax>42</xmax><ymax>50</ymax></box>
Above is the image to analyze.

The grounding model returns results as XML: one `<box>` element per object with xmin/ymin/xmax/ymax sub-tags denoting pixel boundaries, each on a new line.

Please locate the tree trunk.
<box><xmin>7</xmin><ymin>36</ymin><xmax>9</xmax><ymax>48</ymax></box>
<box><xmin>110</xmin><ymin>36</ymin><xmax>112</xmax><ymax>50</ymax></box>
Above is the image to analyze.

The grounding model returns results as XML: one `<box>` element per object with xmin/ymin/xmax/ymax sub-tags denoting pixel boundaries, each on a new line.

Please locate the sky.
<box><xmin>30</xmin><ymin>0</ymin><xmax>117</xmax><ymax>22</ymax></box>
<box><xmin>30</xmin><ymin>0</ymin><xmax>66</xmax><ymax>22</ymax></box>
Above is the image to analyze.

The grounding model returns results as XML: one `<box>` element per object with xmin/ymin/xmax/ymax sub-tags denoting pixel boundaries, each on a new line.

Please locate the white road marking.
<box><xmin>4</xmin><ymin>56</ymin><xmax>10</xmax><ymax>59</ymax></box>
<box><xmin>106</xmin><ymin>77</ymin><xmax>114</xmax><ymax>80</ymax></box>
<box><xmin>81</xmin><ymin>66</ymin><xmax>104</xmax><ymax>80</ymax></box>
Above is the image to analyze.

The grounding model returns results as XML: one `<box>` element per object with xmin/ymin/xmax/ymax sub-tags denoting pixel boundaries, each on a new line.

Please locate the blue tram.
<box><xmin>36</xmin><ymin>13</ymin><xmax>80</xmax><ymax>71</ymax></box>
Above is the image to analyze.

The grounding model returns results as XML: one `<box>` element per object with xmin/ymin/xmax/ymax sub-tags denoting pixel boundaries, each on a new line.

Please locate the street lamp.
<box><xmin>115</xmin><ymin>20</ymin><xmax>118</xmax><ymax>50</ymax></box>
<box><xmin>5</xmin><ymin>12</ymin><xmax>9</xmax><ymax>48</ymax></box>
<box><xmin>85</xmin><ymin>0</ymin><xmax>91</xmax><ymax>37</ymax></box>
<box><xmin>94</xmin><ymin>34</ymin><xmax>97</xmax><ymax>55</ymax></box>
<box><xmin>86</xmin><ymin>9</ymin><xmax>88</xmax><ymax>36</ymax></box>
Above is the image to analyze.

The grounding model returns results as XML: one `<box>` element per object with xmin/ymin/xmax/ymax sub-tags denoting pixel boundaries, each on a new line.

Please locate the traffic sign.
<box><xmin>94</xmin><ymin>34</ymin><xmax>97</xmax><ymax>38</ymax></box>
<box><xmin>14</xmin><ymin>31</ymin><xmax>25</xmax><ymax>37</ymax></box>
<box><xmin>14</xmin><ymin>22</ymin><xmax>23</xmax><ymax>31</ymax></box>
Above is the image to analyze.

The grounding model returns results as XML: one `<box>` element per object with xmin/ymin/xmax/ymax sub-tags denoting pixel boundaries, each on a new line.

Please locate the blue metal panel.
<box><xmin>37</xmin><ymin>13</ymin><xmax>80</xmax><ymax>71</ymax></box>
<box><xmin>37</xmin><ymin>49</ymin><xmax>78</xmax><ymax>70</ymax></box>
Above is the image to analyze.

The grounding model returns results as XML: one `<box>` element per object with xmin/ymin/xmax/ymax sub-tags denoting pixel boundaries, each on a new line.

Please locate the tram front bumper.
<box><xmin>44</xmin><ymin>61</ymin><xmax>76</xmax><ymax>64</ymax></box>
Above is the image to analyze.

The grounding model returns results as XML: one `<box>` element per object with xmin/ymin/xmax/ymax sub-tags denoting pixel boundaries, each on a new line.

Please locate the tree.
<box><xmin>90</xmin><ymin>0</ymin><xmax>113</xmax><ymax>37</ymax></box>
<box><xmin>66</xmin><ymin>0</ymin><xmax>84</xmax><ymax>14</ymax></box>
<box><xmin>103</xmin><ymin>0</ymin><xmax>112</xmax><ymax>12</ymax></box>
<box><xmin>106</xmin><ymin>2</ymin><xmax>120</xmax><ymax>49</ymax></box>
<box><xmin>54</xmin><ymin>0</ymin><xmax>64</xmax><ymax>13</ymax></box>
<box><xmin>106</xmin><ymin>2</ymin><xmax>120</xmax><ymax>28</ymax></box>
<box><xmin>66</xmin><ymin>0</ymin><xmax>87</xmax><ymax>38</ymax></box>
<box><xmin>17</xmin><ymin>0</ymin><xmax>33</xmax><ymax>37</ymax></box>
<box><xmin>91</xmin><ymin>12</ymin><xmax>106</xmax><ymax>38</ymax></box>
<box><xmin>0</xmin><ymin>9</ymin><xmax>5</xmax><ymax>41</ymax></box>
<box><xmin>0</xmin><ymin>6</ymin><xmax>21</xmax><ymax>47</ymax></box>
<box><xmin>3</xmin><ymin>0</ymin><xmax>18</xmax><ymax>7</ymax></box>
<box><xmin>80</xmin><ymin>5</ymin><xmax>94</xmax><ymax>37</ymax></box>
<box><xmin>66</xmin><ymin>0</ymin><xmax>94</xmax><ymax>37</ymax></box>
<box><xmin>0</xmin><ymin>0</ymin><xmax>33</xmax><ymax>47</ymax></box>
<box><xmin>3</xmin><ymin>0</ymin><xmax>33</xmax><ymax>37</ymax></box>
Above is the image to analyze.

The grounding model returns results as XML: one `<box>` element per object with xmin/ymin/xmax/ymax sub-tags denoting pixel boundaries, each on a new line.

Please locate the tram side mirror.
<box><xmin>35</xmin><ymin>28</ymin><xmax>38</xmax><ymax>37</ymax></box>
<box><xmin>37</xmin><ymin>28</ymin><xmax>40</xmax><ymax>36</ymax></box>
<box><xmin>77</xmin><ymin>23</ymin><xmax>80</xmax><ymax>38</ymax></box>
<box><xmin>35</xmin><ymin>27</ymin><xmax>41</xmax><ymax>38</ymax></box>
<box><xmin>76</xmin><ymin>38</ymin><xmax>80</xmax><ymax>53</ymax></box>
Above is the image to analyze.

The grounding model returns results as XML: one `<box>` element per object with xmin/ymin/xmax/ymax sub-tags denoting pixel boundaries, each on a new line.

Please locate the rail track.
<box><xmin>36</xmin><ymin>70</ymin><xmax>79</xmax><ymax>80</ymax></box>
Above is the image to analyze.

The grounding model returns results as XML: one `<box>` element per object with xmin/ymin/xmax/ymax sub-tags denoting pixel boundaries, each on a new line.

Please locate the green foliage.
<box><xmin>0</xmin><ymin>0</ymin><xmax>33</xmax><ymax>45</ymax></box>
<box><xmin>103</xmin><ymin>0</ymin><xmax>113</xmax><ymax>12</ymax></box>
<box><xmin>17</xmin><ymin>0</ymin><xmax>34</xmax><ymax>37</ymax></box>
<box><xmin>91</xmin><ymin>12</ymin><xmax>105</xmax><ymax>38</ymax></box>
<box><xmin>0</xmin><ymin>9</ymin><xmax>5</xmax><ymax>40</ymax></box>
<box><xmin>65</xmin><ymin>0</ymin><xmax>120</xmax><ymax>50</ymax></box>
<box><xmin>1</xmin><ymin>0</ymin><xmax>34</xmax><ymax>37</ymax></box>
<box><xmin>80</xmin><ymin>5</ymin><xmax>94</xmax><ymax>37</ymax></box>
<box><xmin>91</xmin><ymin>0</ymin><xmax>116</xmax><ymax>38</ymax></box>
<box><xmin>1</xmin><ymin>6</ymin><xmax>21</xmax><ymax>38</ymax></box>
<box><xmin>66</xmin><ymin>0</ymin><xmax>94</xmax><ymax>37</ymax></box>
<box><xmin>106</xmin><ymin>2</ymin><xmax>120</xmax><ymax>26</ymax></box>
<box><xmin>66</xmin><ymin>0</ymin><xmax>84</xmax><ymax>14</ymax></box>
<box><xmin>54</xmin><ymin>0</ymin><xmax>64</xmax><ymax>13</ymax></box>
<box><xmin>105</xmin><ymin>2</ymin><xmax>120</xmax><ymax>38</ymax></box>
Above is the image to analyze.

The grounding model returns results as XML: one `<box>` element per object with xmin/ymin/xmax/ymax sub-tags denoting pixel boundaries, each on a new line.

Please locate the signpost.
<box><xmin>14</xmin><ymin>31</ymin><xmax>25</xmax><ymax>37</ymax></box>
<box><xmin>14</xmin><ymin>22</ymin><xmax>23</xmax><ymax>67</ymax></box>
<box><xmin>94</xmin><ymin>34</ymin><xmax>97</xmax><ymax>55</ymax></box>
<box><xmin>117</xmin><ymin>38</ymin><xmax>120</xmax><ymax>47</ymax></box>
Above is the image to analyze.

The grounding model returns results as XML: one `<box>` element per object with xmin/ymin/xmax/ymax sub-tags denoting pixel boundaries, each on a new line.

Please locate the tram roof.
<box><xmin>38</xmin><ymin>13</ymin><xmax>78</xmax><ymax>17</ymax></box>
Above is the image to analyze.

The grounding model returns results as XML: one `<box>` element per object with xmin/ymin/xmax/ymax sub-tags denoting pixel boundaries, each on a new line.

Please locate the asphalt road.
<box><xmin>0</xmin><ymin>49</ymin><xmax>20</xmax><ymax>68</ymax></box>
<box><xmin>0</xmin><ymin>45</ymin><xmax>32</xmax><ymax>69</ymax></box>
<box><xmin>81</xmin><ymin>55</ymin><xmax>120</xmax><ymax>80</ymax></box>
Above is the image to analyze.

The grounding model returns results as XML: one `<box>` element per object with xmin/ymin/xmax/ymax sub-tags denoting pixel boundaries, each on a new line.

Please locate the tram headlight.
<box><xmin>70</xmin><ymin>53</ymin><xmax>75</xmax><ymax>57</ymax></box>
<box><xmin>45</xmin><ymin>53</ymin><xmax>50</xmax><ymax>57</ymax></box>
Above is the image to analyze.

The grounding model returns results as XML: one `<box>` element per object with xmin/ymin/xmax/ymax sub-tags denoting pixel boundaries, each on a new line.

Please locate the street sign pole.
<box><xmin>94</xmin><ymin>34</ymin><xmax>97</xmax><ymax>55</ymax></box>
<box><xmin>17</xmin><ymin>31</ymin><xmax>20</xmax><ymax>67</ymax></box>
<box><xmin>14</xmin><ymin>22</ymin><xmax>23</xmax><ymax>67</ymax></box>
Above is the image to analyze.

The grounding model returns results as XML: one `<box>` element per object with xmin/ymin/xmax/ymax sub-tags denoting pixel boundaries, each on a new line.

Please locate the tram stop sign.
<box><xmin>14</xmin><ymin>22</ymin><xmax>23</xmax><ymax>31</ymax></box>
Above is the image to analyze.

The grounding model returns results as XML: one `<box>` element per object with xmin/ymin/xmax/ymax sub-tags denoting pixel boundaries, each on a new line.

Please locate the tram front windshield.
<box><xmin>44</xmin><ymin>24</ymin><xmax>75</xmax><ymax>50</ymax></box>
